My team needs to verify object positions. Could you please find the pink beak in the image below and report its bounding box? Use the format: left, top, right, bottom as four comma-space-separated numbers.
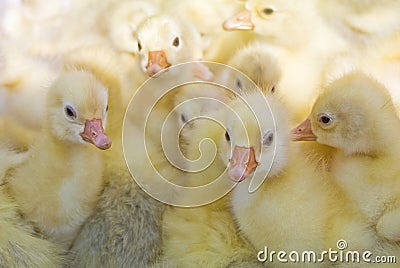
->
146, 50, 171, 77
290, 119, 317, 141
228, 146, 259, 182
80, 118, 112, 150
223, 9, 255, 31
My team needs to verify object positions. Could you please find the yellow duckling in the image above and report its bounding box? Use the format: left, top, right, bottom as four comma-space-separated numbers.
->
292, 72, 400, 243
134, 14, 213, 80
224, 90, 377, 267
7, 68, 111, 248
63, 47, 165, 267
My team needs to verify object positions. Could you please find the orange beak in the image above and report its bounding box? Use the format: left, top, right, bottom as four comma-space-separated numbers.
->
291, 119, 317, 141
146, 50, 171, 77
80, 119, 112, 150
228, 146, 259, 182
223, 9, 255, 31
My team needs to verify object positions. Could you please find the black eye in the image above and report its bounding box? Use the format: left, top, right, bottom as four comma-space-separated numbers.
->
262, 8, 274, 15
64, 105, 77, 120
321, 116, 330, 124
263, 131, 274, 146
180, 113, 188, 124
235, 78, 243, 91
172, 37, 180, 47
106, 105, 109, 113
270, 86, 275, 93
318, 113, 334, 126
137, 41, 142, 51
225, 131, 231, 142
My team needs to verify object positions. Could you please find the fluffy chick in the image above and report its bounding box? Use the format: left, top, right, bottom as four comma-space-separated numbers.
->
64, 47, 165, 267
134, 14, 213, 80
223, 90, 377, 267
7, 69, 111, 248
292, 71, 400, 243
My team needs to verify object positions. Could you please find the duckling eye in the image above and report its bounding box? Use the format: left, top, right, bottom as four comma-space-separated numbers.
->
263, 130, 274, 146
225, 131, 231, 142
64, 105, 77, 120
172, 37, 180, 47
270, 86, 276, 93
180, 113, 188, 124
137, 40, 142, 51
317, 113, 334, 126
235, 78, 243, 91
106, 105, 109, 113
262, 8, 274, 15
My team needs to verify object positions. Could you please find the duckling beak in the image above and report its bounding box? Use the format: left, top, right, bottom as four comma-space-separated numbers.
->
223, 9, 254, 31
80, 119, 112, 150
192, 62, 214, 81
228, 146, 259, 182
291, 119, 317, 141
146, 50, 171, 77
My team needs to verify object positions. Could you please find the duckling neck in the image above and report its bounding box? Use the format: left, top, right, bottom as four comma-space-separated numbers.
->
45, 132, 96, 158
256, 143, 302, 190
371, 116, 400, 157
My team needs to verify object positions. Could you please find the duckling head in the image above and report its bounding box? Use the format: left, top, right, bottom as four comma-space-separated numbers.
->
224, 0, 316, 47
217, 90, 290, 183
172, 83, 231, 129
134, 14, 203, 77
46, 70, 111, 150
292, 72, 398, 155
227, 42, 281, 93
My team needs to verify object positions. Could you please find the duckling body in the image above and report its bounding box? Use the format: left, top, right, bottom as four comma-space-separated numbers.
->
8, 70, 110, 248
0, 185, 63, 267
